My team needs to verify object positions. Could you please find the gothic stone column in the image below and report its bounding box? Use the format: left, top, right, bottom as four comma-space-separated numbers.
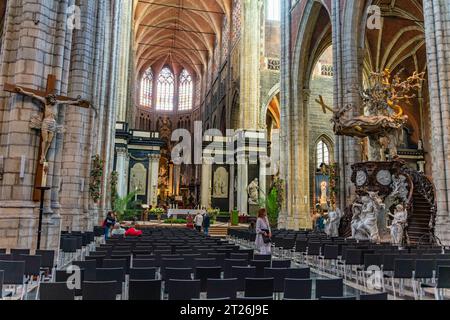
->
423, 0, 450, 244
116, 147, 129, 198
237, 155, 249, 215
147, 154, 160, 207
201, 157, 213, 209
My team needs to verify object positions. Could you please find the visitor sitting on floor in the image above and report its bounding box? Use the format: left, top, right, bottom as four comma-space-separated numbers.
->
125, 223, 143, 237
111, 223, 126, 236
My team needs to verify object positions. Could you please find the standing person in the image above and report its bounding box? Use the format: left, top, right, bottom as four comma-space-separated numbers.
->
194, 212, 203, 232
103, 212, 116, 241
255, 208, 272, 255
203, 212, 211, 236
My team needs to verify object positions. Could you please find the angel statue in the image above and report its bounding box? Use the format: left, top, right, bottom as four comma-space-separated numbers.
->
16, 87, 90, 164
388, 204, 408, 246
324, 206, 342, 237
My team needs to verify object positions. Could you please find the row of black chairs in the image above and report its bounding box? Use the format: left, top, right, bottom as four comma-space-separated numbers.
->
40, 274, 388, 300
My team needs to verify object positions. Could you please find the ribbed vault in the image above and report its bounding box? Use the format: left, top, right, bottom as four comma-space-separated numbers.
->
134, 0, 230, 77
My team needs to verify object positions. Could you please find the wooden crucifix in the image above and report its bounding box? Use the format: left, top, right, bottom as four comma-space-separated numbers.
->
4, 74, 91, 201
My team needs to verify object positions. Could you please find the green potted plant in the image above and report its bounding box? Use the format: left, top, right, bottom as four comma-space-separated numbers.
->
114, 190, 140, 222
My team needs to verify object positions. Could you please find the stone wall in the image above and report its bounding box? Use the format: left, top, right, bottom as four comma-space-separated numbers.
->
0, 0, 120, 250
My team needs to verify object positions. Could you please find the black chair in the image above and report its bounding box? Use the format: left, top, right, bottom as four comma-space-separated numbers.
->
128, 279, 162, 300
287, 267, 310, 279
39, 282, 75, 300
244, 278, 274, 298
360, 292, 388, 300
165, 267, 193, 281
231, 266, 256, 291
195, 267, 222, 291
0, 249, 6, 254
194, 258, 217, 267
319, 296, 357, 300
392, 259, 414, 298
284, 278, 312, 299
272, 260, 291, 268
167, 279, 201, 300
72, 260, 96, 281
133, 259, 157, 268
253, 254, 271, 261
0, 260, 25, 299
35, 250, 55, 275
82, 281, 117, 300
10, 249, 30, 260
0, 254, 12, 260
237, 296, 273, 300
55, 269, 84, 297
207, 253, 226, 266
230, 253, 250, 262
224, 259, 248, 278
102, 259, 127, 273
435, 266, 450, 300
250, 260, 271, 278
264, 268, 288, 294
130, 267, 157, 280
95, 268, 125, 297
315, 278, 343, 299
20, 254, 42, 277
319, 245, 339, 273
206, 278, 238, 299
182, 254, 201, 267
161, 258, 185, 277
85, 255, 105, 268
110, 255, 131, 273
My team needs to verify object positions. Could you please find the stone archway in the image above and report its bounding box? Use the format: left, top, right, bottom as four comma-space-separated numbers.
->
281, 0, 333, 229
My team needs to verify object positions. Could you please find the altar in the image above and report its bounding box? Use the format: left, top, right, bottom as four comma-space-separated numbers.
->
167, 209, 206, 218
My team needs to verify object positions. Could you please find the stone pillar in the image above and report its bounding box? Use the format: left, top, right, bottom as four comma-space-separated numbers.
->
173, 165, 181, 196
237, 155, 248, 215
201, 157, 213, 209
147, 154, 160, 207
259, 158, 267, 204
423, 0, 450, 244
240, 0, 262, 129
115, 0, 133, 122
229, 164, 235, 211
116, 147, 128, 198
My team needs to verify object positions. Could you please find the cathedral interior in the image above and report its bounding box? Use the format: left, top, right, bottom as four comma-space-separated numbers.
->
1, 0, 450, 302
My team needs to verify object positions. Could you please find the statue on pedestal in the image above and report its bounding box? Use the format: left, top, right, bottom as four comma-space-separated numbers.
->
388, 204, 408, 246
351, 192, 384, 242
248, 178, 259, 205
325, 206, 342, 237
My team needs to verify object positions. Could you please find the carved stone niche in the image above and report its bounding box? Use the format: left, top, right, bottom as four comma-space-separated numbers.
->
351, 161, 404, 197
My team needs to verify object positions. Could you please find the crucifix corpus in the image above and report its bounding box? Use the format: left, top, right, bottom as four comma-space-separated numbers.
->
4, 74, 91, 201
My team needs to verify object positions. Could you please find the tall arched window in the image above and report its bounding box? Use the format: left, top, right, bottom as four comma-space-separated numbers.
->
140, 68, 153, 107
267, 0, 281, 21
179, 69, 193, 111
316, 139, 330, 169
156, 67, 175, 111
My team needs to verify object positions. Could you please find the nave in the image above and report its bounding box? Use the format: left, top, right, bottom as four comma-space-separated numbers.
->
1, 227, 450, 301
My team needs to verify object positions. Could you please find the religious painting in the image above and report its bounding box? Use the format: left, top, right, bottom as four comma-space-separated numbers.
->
130, 163, 147, 196
213, 166, 228, 199
315, 174, 330, 209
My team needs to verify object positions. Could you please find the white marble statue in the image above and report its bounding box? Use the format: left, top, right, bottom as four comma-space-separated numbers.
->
248, 178, 259, 205
388, 204, 408, 246
391, 174, 409, 202
351, 192, 385, 242
325, 207, 342, 237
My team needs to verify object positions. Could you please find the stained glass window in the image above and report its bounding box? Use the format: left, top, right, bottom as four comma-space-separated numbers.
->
316, 140, 330, 168
179, 69, 193, 111
140, 68, 153, 107
156, 67, 175, 111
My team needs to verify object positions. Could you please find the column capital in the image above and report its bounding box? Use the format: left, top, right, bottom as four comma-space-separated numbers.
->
202, 157, 215, 165
148, 153, 161, 162
116, 147, 128, 156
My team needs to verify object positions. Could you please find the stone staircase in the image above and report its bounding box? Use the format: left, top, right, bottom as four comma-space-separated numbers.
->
402, 168, 438, 245
209, 225, 229, 238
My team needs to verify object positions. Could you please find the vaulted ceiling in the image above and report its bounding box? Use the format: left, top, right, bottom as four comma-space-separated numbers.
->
134, 0, 231, 77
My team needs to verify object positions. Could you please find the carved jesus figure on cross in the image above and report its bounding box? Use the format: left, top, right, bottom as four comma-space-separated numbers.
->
4, 74, 91, 201
5, 75, 90, 164
16, 87, 89, 164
